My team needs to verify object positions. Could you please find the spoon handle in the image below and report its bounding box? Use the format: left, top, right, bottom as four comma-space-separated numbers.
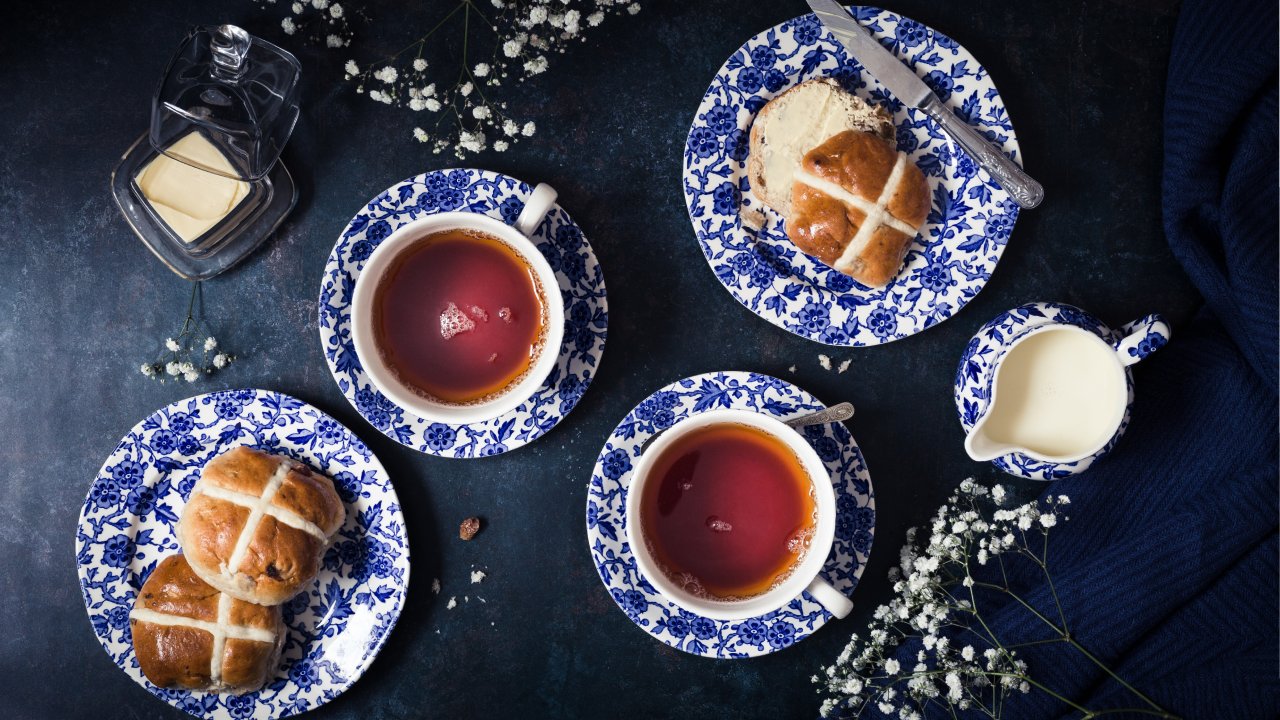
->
786, 402, 855, 429
639, 402, 855, 456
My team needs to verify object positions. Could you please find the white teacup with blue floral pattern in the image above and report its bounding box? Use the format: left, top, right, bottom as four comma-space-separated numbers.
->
350, 183, 564, 425
958, 303, 1170, 478
626, 409, 854, 621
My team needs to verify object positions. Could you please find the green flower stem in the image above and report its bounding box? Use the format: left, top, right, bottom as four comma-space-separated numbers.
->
1002, 637, 1068, 651
181, 281, 198, 334
1040, 531, 1070, 633
1065, 638, 1169, 714
822, 489, 1179, 720
972, 577, 1168, 713
971, 581, 1061, 636
1081, 709, 1182, 719
374, 1, 465, 67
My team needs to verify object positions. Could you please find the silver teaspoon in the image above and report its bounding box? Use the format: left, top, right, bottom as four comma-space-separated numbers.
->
638, 402, 855, 456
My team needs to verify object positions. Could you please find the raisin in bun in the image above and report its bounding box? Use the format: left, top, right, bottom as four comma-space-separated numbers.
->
177, 446, 345, 606
130, 554, 284, 693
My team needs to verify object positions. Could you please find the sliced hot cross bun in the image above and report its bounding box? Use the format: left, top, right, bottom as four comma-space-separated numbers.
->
748, 78, 895, 217
130, 554, 284, 693
787, 129, 930, 288
177, 446, 346, 606
747, 78, 929, 288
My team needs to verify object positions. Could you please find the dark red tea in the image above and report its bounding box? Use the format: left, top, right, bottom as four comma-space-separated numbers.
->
639, 423, 817, 599
372, 228, 547, 404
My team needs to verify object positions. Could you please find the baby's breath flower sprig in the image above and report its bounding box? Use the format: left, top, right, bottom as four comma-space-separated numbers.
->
253, 0, 358, 48
336, 0, 640, 157
817, 480, 1179, 720
139, 283, 237, 384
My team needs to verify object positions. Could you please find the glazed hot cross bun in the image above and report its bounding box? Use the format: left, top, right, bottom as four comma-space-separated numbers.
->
176, 446, 345, 606
130, 554, 284, 692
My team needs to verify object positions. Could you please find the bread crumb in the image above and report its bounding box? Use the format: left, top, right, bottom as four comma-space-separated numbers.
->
471, 570, 486, 584
788, 365, 796, 373
459, 516, 481, 540
446, 596, 457, 610
431, 578, 441, 594
739, 204, 765, 231
837, 359, 851, 374
818, 354, 832, 371
479, 597, 487, 603
464, 596, 469, 603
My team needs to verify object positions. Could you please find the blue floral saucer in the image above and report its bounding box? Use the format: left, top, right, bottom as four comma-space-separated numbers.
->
682, 6, 1023, 346
587, 372, 875, 658
75, 389, 409, 720
318, 169, 608, 458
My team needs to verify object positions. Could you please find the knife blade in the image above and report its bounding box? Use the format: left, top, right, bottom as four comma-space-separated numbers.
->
805, 0, 1044, 208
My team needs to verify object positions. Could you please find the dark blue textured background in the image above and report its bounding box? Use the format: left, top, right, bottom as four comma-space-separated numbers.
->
0, 1, 1210, 718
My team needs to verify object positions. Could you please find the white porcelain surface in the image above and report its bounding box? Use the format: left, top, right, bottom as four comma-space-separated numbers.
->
625, 409, 846, 621
350, 195, 564, 425
318, 169, 608, 459
587, 372, 874, 658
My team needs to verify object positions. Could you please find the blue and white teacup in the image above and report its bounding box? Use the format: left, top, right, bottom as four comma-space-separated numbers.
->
625, 409, 854, 621
350, 183, 563, 425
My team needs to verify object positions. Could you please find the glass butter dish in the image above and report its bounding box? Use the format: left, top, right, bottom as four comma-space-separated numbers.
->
111, 25, 300, 279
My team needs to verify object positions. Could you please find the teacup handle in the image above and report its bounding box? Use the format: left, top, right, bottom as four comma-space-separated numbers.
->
514, 183, 558, 237
806, 576, 853, 619
1114, 314, 1172, 367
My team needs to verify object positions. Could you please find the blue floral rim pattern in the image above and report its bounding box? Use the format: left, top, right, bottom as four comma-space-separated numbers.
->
587, 371, 874, 658
318, 169, 608, 458
76, 390, 409, 720
682, 6, 1023, 346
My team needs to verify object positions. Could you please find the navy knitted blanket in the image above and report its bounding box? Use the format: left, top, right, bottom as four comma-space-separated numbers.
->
862, 0, 1278, 716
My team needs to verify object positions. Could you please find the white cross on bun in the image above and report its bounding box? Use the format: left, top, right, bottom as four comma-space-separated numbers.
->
748, 78, 930, 288
176, 446, 346, 606
130, 554, 284, 693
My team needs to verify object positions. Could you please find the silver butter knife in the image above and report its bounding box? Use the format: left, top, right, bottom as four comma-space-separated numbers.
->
805, 0, 1044, 209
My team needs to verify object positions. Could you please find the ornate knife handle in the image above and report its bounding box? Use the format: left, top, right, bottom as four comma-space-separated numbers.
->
786, 402, 855, 429
920, 94, 1044, 209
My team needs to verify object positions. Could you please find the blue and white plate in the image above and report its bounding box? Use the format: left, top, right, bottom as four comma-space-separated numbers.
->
76, 390, 409, 720
318, 169, 608, 458
587, 372, 875, 658
682, 6, 1023, 346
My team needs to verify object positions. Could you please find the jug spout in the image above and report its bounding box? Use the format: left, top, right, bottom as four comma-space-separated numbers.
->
964, 416, 1013, 462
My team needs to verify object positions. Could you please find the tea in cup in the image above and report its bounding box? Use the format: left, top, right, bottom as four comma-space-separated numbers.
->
626, 409, 853, 621
351, 184, 564, 424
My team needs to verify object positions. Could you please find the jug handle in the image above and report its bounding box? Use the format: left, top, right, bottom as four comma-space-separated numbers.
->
1114, 314, 1171, 367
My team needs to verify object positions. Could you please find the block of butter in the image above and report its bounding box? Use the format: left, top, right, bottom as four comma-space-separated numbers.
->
135, 132, 249, 244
